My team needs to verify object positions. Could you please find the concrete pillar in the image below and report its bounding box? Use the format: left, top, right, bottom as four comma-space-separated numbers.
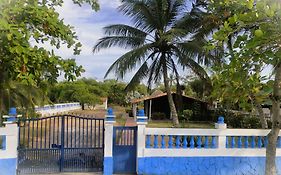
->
215, 116, 227, 149
104, 108, 115, 175
136, 109, 148, 174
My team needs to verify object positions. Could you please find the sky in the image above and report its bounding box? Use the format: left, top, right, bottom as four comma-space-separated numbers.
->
55, 0, 130, 81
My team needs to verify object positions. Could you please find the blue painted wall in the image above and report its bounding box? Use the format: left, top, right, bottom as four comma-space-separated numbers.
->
0, 158, 17, 175
138, 157, 281, 175
104, 157, 113, 175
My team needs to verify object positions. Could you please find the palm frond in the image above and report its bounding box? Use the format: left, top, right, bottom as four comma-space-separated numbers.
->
125, 61, 149, 91
119, 0, 160, 32
93, 36, 146, 52
103, 24, 148, 38
104, 44, 153, 79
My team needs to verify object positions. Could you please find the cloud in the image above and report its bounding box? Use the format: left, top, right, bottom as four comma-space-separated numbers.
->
48, 0, 131, 81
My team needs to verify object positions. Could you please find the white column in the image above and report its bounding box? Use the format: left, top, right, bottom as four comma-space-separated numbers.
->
215, 116, 227, 149
136, 109, 148, 174
104, 108, 115, 175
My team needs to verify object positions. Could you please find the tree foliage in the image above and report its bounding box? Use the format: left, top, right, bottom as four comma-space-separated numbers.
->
0, 0, 99, 118
207, 0, 281, 174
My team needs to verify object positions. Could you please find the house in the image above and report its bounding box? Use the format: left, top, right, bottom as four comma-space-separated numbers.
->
131, 91, 209, 121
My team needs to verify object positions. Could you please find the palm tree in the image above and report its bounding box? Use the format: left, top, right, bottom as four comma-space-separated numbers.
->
0, 81, 47, 122
93, 0, 212, 126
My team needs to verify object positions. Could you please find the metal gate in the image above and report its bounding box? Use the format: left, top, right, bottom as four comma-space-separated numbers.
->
17, 115, 104, 174
113, 126, 137, 174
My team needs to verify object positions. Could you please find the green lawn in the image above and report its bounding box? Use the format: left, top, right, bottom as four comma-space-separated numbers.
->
147, 120, 214, 128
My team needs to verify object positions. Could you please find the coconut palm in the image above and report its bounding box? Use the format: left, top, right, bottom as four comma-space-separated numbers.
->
93, 0, 213, 126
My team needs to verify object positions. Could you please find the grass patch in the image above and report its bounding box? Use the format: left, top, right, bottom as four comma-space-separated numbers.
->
147, 120, 214, 128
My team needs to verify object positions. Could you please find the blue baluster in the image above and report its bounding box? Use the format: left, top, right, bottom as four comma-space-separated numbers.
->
251, 136, 255, 148
231, 136, 235, 148
238, 136, 242, 148
258, 136, 262, 148
264, 136, 268, 147
154, 135, 158, 148
204, 136, 209, 148
168, 135, 173, 148
278, 136, 281, 148
244, 136, 248, 148
161, 135, 165, 148
197, 136, 202, 148
211, 136, 216, 148
190, 136, 195, 148
226, 136, 228, 148
183, 136, 188, 148
146, 135, 151, 148
176, 136, 181, 148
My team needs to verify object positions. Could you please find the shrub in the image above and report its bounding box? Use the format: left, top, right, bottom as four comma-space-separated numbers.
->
151, 112, 166, 120
242, 117, 262, 129
179, 109, 193, 122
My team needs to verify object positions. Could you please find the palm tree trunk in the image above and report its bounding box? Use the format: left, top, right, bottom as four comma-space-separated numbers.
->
162, 60, 179, 127
265, 62, 281, 175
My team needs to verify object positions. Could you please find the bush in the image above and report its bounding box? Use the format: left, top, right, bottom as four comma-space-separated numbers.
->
179, 109, 193, 122
151, 112, 166, 120
242, 117, 261, 129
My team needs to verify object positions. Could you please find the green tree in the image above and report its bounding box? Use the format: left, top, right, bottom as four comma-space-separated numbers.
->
0, 0, 99, 120
208, 0, 281, 174
93, 0, 212, 126
49, 79, 105, 110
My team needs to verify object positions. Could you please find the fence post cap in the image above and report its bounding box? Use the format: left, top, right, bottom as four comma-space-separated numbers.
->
105, 108, 115, 124
218, 116, 224, 124
215, 116, 227, 129
137, 109, 147, 125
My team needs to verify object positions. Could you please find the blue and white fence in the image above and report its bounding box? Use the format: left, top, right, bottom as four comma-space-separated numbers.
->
0, 123, 18, 175
136, 116, 281, 175
35, 102, 81, 116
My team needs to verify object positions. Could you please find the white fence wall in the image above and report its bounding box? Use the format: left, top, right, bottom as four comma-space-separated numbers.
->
35, 102, 81, 116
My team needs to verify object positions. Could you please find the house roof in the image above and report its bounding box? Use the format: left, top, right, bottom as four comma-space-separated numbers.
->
131, 92, 206, 104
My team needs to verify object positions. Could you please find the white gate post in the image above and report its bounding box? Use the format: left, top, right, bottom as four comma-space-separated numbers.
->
103, 108, 115, 175
0, 107, 19, 175
215, 116, 227, 149
136, 109, 148, 174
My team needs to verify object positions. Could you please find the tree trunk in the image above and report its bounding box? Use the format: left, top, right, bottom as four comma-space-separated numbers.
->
162, 60, 179, 127
265, 62, 281, 175
176, 78, 183, 114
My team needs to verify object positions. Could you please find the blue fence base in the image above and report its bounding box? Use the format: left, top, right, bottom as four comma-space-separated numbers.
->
138, 157, 281, 175
104, 157, 113, 175
0, 158, 17, 175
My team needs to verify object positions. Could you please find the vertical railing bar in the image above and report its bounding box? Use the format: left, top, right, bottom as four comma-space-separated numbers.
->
75, 117, 77, 148
36, 119, 39, 149
82, 118, 85, 148
94, 120, 96, 147
40, 119, 43, 148
32, 120, 35, 148
79, 117, 81, 147
70, 116, 73, 148
27, 120, 30, 148
22, 120, 26, 148
102, 119, 105, 155
66, 115, 68, 148
86, 119, 89, 148
90, 119, 93, 147
57, 116, 60, 145
48, 118, 51, 149
98, 120, 101, 148
53, 117, 55, 145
